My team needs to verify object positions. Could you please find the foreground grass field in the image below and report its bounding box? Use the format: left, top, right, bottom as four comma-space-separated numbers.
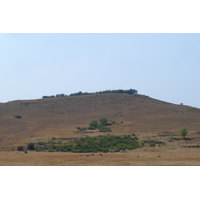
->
1, 147, 200, 166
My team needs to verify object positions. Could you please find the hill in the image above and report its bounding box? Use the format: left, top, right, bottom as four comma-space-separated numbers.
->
1, 93, 200, 149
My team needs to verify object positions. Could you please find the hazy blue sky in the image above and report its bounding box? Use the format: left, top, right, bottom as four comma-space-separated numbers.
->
1, 33, 200, 108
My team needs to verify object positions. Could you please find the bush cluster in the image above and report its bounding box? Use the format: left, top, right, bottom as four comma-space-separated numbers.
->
17, 146, 24, 151
27, 143, 35, 150
70, 89, 138, 96
98, 125, 111, 132
42, 94, 66, 98
32, 134, 141, 153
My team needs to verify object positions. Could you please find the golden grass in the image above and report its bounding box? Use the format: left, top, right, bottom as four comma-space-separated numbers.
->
1, 148, 200, 166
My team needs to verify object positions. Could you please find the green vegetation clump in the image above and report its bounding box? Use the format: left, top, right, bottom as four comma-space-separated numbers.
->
76, 127, 81, 130
149, 143, 156, 147
37, 141, 45, 145
89, 120, 98, 128
48, 140, 55, 144
140, 140, 145, 147
31, 134, 141, 153
98, 125, 111, 132
15, 115, 22, 119
42, 94, 67, 98
88, 126, 96, 130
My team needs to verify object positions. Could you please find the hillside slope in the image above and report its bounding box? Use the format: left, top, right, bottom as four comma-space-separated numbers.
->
0, 93, 200, 148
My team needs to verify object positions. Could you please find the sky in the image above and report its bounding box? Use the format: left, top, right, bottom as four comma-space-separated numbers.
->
0, 33, 200, 108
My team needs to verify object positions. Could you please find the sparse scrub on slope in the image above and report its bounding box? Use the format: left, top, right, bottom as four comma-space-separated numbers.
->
76, 118, 123, 133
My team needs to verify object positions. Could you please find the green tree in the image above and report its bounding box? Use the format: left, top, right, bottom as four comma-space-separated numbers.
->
180, 128, 188, 139
99, 118, 108, 126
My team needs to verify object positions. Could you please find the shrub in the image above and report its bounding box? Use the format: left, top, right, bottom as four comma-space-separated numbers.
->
88, 126, 96, 130
149, 143, 156, 147
102, 148, 109, 153
170, 137, 178, 140
48, 140, 55, 144
52, 137, 56, 140
140, 141, 145, 147
15, 115, 22, 119
17, 146, 24, 151
99, 126, 111, 132
111, 121, 116, 124
37, 141, 44, 145
89, 120, 98, 128
27, 143, 35, 150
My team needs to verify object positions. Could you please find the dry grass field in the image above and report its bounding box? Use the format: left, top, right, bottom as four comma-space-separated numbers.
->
0, 93, 200, 165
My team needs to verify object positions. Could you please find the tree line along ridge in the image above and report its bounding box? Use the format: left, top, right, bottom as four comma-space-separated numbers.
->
42, 89, 138, 99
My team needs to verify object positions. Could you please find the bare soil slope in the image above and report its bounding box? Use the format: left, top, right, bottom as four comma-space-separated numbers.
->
0, 93, 200, 165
